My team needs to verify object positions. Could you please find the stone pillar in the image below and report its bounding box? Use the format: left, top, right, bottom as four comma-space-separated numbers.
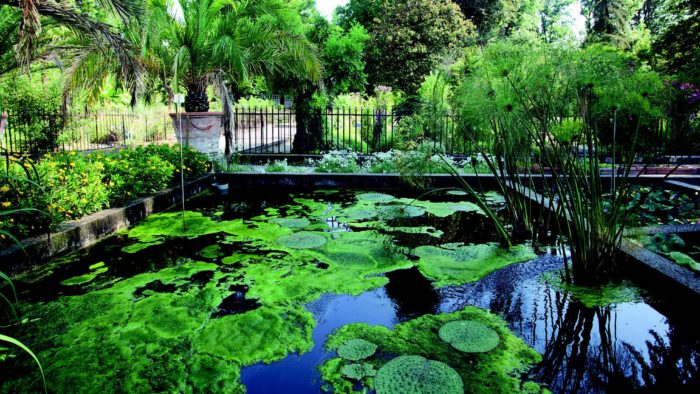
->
170, 112, 225, 157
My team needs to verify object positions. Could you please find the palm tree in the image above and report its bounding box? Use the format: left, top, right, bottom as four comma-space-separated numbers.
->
0, 0, 145, 102
154, 0, 321, 113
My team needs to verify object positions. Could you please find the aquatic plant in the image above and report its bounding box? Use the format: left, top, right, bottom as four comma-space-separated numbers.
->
276, 231, 327, 249
541, 271, 641, 307
322, 307, 543, 393
271, 218, 311, 229
356, 192, 396, 203
374, 355, 463, 394
341, 363, 377, 380
337, 338, 378, 361
413, 243, 537, 287
438, 320, 500, 353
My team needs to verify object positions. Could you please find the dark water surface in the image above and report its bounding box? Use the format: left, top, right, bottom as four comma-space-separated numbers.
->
4, 190, 700, 394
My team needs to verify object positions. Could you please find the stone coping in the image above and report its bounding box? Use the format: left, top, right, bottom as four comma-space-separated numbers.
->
0, 174, 213, 275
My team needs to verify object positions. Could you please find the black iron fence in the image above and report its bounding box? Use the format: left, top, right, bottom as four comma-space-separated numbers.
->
233, 108, 467, 155
0, 109, 174, 154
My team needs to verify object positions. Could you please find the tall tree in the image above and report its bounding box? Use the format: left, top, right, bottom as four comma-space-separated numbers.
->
540, 0, 576, 42
364, 0, 474, 95
652, 0, 700, 80
322, 24, 370, 95
582, 0, 643, 42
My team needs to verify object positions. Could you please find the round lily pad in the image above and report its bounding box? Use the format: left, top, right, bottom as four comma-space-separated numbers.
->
337, 339, 377, 361
341, 363, 376, 380
374, 355, 463, 394
438, 320, 500, 353
271, 217, 311, 228
276, 231, 327, 249
357, 193, 395, 203
378, 205, 425, 219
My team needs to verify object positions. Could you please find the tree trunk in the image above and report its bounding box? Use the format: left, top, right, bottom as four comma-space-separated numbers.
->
185, 83, 209, 113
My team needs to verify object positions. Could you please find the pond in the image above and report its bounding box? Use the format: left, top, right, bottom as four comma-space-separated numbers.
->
1, 189, 699, 393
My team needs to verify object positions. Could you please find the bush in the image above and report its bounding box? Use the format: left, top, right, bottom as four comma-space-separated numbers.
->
265, 159, 291, 173
40, 152, 110, 224
0, 144, 211, 244
139, 144, 211, 181
102, 148, 176, 206
315, 151, 360, 173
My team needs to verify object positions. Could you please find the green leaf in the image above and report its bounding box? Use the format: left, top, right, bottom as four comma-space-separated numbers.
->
0, 334, 47, 393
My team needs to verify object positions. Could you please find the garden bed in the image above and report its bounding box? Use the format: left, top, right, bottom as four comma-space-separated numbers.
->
0, 174, 213, 274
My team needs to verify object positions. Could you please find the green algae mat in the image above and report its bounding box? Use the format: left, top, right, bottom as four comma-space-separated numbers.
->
2, 190, 542, 393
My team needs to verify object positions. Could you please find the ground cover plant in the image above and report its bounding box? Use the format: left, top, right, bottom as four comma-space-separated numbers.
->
0, 189, 543, 393
0, 145, 210, 245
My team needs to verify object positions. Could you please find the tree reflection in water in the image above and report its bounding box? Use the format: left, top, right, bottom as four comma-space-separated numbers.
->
439, 258, 700, 393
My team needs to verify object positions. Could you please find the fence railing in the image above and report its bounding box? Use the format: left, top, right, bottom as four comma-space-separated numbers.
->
0, 109, 174, 154
233, 107, 467, 155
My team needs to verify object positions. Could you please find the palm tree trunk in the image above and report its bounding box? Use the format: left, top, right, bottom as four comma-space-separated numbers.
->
185, 82, 209, 113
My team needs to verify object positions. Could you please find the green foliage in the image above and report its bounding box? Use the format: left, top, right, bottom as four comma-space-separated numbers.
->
0, 145, 210, 242
39, 151, 111, 222
375, 355, 463, 394
265, 159, 292, 173
622, 185, 699, 226
341, 363, 376, 380
322, 307, 544, 394
315, 151, 360, 173
0, 71, 62, 151
413, 243, 537, 287
337, 338, 378, 361
362, 0, 475, 94
542, 271, 641, 307
154, 0, 320, 112
276, 231, 328, 249
323, 24, 370, 95
102, 148, 174, 205
438, 320, 500, 353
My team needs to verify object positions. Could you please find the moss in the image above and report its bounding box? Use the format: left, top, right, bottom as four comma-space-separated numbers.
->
321, 307, 543, 394
337, 339, 378, 361
374, 355, 463, 394
193, 306, 314, 365
200, 244, 224, 259
414, 243, 537, 287
542, 271, 641, 307
341, 363, 376, 380
438, 320, 500, 353
276, 231, 328, 249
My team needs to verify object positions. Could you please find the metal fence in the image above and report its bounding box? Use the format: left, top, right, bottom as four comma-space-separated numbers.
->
234, 108, 466, 155
0, 109, 174, 154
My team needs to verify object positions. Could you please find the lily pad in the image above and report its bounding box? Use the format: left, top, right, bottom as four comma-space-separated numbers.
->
374, 355, 463, 394
276, 231, 327, 249
337, 339, 377, 361
271, 218, 311, 228
378, 205, 425, 219
438, 320, 500, 353
341, 363, 376, 380
669, 251, 700, 271
357, 193, 395, 203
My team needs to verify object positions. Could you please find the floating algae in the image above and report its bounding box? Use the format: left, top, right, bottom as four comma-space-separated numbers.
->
320, 307, 544, 394
414, 243, 537, 287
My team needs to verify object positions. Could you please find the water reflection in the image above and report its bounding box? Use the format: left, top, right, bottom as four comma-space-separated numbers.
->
440, 256, 700, 393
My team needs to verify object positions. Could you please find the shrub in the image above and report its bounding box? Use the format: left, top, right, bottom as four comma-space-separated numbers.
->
139, 144, 211, 181
40, 152, 110, 224
102, 148, 176, 206
265, 159, 291, 173
315, 151, 360, 173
